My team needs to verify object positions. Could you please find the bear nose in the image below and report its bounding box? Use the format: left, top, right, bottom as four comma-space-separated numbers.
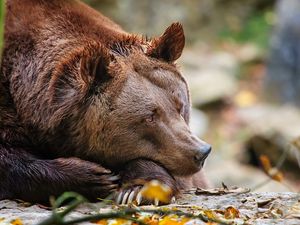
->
193, 144, 211, 166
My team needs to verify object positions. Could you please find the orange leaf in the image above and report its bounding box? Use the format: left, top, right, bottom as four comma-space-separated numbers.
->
93, 219, 108, 225
141, 180, 172, 203
224, 206, 240, 219
159, 215, 190, 225
10, 219, 23, 225
203, 210, 219, 220
259, 155, 272, 172
259, 155, 283, 182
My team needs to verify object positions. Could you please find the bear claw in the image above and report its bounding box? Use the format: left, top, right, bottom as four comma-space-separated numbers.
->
116, 187, 143, 205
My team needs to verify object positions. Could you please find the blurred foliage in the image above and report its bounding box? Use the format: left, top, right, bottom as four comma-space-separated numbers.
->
83, 0, 276, 47
220, 10, 275, 49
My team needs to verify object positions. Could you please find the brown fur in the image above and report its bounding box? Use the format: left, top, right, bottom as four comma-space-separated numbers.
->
0, 0, 211, 203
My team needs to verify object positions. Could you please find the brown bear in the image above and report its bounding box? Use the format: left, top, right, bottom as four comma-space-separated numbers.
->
0, 0, 211, 204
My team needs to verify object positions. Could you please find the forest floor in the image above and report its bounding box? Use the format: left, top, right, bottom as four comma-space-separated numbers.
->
0, 191, 300, 225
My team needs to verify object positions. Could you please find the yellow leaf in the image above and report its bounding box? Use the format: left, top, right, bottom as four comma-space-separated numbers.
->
203, 210, 219, 220
143, 216, 159, 225
224, 206, 240, 219
10, 219, 23, 225
159, 215, 190, 225
141, 180, 172, 203
234, 90, 257, 107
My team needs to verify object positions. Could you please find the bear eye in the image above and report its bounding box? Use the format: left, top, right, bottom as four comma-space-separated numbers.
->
146, 113, 155, 123
145, 109, 158, 123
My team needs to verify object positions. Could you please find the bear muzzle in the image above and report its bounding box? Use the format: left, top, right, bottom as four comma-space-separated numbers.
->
193, 143, 211, 167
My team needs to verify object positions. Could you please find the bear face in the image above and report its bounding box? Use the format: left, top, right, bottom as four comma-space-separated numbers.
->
73, 25, 211, 177
101, 56, 210, 176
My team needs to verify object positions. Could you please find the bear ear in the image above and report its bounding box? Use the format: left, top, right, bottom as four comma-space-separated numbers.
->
80, 46, 113, 86
147, 22, 185, 62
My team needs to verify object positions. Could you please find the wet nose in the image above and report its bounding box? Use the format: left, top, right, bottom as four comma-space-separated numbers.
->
193, 144, 211, 166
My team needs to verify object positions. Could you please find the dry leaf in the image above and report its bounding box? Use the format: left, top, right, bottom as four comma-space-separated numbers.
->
224, 206, 240, 219
142, 215, 159, 225
203, 210, 220, 221
159, 215, 190, 225
140, 180, 172, 203
10, 219, 23, 225
93, 219, 108, 225
259, 155, 283, 182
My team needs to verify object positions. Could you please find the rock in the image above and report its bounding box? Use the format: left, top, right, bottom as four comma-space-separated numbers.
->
205, 156, 294, 192
189, 108, 209, 138
236, 43, 263, 63
180, 47, 239, 76
177, 192, 300, 225
237, 104, 300, 172
179, 47, 239, 107
265, 0, 300, 105
185, 69, 238, 107
238, 104, 300, 140
1, 192, 299, 225
0, 200, 100, 225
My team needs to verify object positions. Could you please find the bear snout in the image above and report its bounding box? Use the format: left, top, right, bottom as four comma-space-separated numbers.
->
193, 143, 211, 167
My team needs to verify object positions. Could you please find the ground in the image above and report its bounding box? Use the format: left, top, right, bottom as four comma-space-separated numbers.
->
0, 191, 299, 224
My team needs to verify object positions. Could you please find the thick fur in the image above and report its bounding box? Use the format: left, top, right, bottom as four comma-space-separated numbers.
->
0, 0, 210, 203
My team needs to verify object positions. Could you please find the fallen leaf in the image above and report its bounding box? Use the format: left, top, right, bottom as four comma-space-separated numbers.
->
224, 206, 240, 219
159, 215, 190, 225
142, 215, 159, 225
203, 210, 220, 220
93, 219, 108, 225
10, 219, 23, 225
110, 219, 131, 225
141, 180, 172, 203
259, 155, 283, 182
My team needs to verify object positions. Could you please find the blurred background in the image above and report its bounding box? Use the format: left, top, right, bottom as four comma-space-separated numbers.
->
83, 0, 300, 192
